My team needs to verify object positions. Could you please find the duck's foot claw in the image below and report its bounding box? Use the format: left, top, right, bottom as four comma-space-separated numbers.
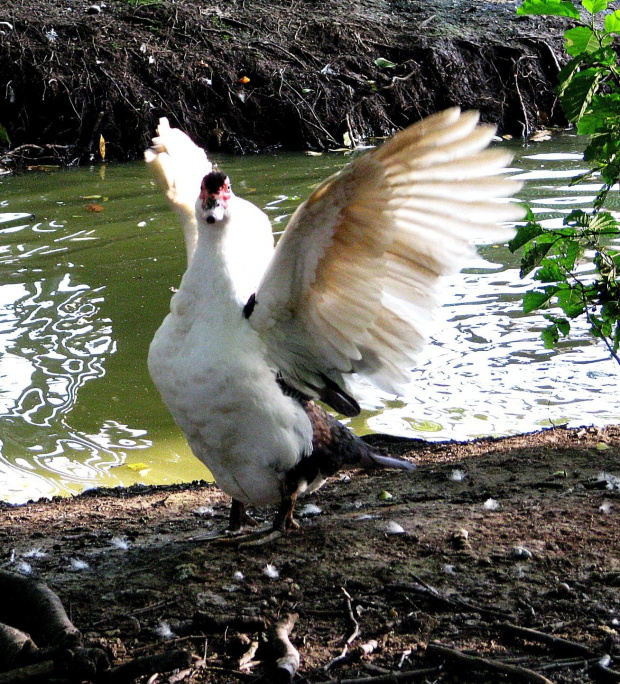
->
212, 526, 285, 548
238, 528, 284, 548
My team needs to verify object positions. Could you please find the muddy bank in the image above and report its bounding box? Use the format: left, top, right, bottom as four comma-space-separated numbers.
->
1, 425, 619, 682
0, 0, 565, 165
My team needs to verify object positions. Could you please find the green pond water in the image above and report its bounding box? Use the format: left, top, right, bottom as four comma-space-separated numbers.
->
0, 133, 619, 504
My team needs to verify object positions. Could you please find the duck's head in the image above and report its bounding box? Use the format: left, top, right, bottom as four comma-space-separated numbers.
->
198, 171, 232, 225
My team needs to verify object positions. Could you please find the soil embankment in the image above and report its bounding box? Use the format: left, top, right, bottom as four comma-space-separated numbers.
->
0, 0, 565, 166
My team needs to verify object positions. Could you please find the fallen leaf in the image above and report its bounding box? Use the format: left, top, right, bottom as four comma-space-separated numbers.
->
85, 203, 104, 212
375, 57, 396, 69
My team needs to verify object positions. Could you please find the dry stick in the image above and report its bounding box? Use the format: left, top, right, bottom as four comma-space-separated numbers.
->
538, 656, 604, 672
499, 622, 599, 659
0, 660, 55, 684
322, 666, 444, 684
98, 649, 193, 684
589, 663, 620, 683
0, 623, 37, 671
387, 578, 512, 620
237, 639, 259, 671
176, 612, 265, 636
266, 613, 300, 684
427, 643, 554, 684
324, 588, 362, 671
0, 571, 81, 649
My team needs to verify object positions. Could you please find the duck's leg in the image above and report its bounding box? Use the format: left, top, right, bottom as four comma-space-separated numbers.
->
228, 499, 259, 532
215, 490, 299, 548
236, 491, 299, 548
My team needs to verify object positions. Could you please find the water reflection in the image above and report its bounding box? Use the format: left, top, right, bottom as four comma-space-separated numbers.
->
0, 210, 150, 503
0, 135, 619, 505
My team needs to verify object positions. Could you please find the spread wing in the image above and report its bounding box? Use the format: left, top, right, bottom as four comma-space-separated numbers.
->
247, 108, 525, 415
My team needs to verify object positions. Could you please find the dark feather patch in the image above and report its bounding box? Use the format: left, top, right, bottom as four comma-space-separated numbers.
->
243, 293, 256, 319
317, 373, 360, 417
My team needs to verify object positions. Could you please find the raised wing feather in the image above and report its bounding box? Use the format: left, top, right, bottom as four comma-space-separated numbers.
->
248, 108, 525, 414
145, 117, 212, 263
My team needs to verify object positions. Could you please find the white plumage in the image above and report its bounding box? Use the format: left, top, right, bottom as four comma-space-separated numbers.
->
145, 108, 524, 544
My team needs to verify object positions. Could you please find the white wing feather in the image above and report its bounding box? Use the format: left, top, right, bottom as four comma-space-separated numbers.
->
144, 117, 212, 263
248, 108, 525, 405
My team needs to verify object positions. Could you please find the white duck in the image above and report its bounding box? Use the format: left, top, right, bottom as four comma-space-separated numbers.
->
145, 109, 524, 545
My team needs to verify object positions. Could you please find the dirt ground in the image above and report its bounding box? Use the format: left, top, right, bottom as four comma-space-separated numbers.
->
0, 0, 565, 166
1, 424, 619, 683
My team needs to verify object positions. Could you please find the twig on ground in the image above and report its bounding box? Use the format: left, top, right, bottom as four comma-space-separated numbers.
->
513, 55, 534, 138
386, 577, 513, 620
0, 660, 55, 684
0, 623, 37, 670
589, 661, 620, 683
323, 588, 362, 671
265, 613, 300, 684
99, 649, 193, 684
499, 622, 599, 659
427, 643, 553, 684
176, 613, 265, 636
0, 570, 81, 649
537, 656, 604, 672
322, 666, 444, 683
237, 640, 259, 671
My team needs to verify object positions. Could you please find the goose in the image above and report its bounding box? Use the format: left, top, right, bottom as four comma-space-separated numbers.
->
145, 109, 524, 545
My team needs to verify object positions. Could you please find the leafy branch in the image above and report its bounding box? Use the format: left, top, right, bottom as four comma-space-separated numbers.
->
512, 0, 620, 363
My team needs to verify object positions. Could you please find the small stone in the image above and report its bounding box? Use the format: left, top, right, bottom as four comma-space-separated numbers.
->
512, 546, 533, 559
449, 469, 466, 482
385, 521, 405, 535
449, 527, 470, 550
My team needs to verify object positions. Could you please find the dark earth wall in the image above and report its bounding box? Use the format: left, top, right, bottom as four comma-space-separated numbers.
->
0, 0, 567, 165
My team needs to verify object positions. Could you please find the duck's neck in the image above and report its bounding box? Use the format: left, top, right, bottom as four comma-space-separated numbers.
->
182, 221, 239, 308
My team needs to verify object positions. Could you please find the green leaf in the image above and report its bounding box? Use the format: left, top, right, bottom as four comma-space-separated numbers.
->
556, 56, 583, 93
517, 0, 580, 17
559, 240, 581, 270
559, 68, 603, 121
604, 9, 620, 33
556, 288, 586, 317
536, 260, 565, 282
564, 208, 590, 228
555, 317, 571, 336
520, 241, 555, 277
542, 324, 560, 348
577, 93, 620, 136
588, 211, 618, 234
582, 0, 607, 12
565, 26, 599, 55
0, 122, 10, 147
523, 288, 557, 313
375, 58, 396, 69
508, 221, 544, 252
